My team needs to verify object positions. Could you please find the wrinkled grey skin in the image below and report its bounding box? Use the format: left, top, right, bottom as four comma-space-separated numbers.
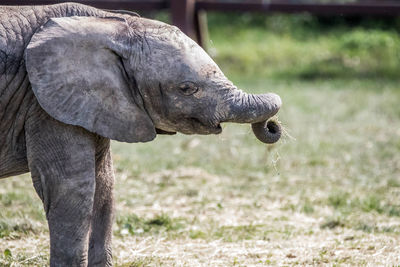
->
0, 3, 282, 266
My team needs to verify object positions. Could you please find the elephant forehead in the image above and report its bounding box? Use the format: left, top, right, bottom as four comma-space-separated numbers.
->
144, 29, 217, 69
146, 50, 221, 83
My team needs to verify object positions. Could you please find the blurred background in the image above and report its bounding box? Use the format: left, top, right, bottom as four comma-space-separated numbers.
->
1, 1, 400, 265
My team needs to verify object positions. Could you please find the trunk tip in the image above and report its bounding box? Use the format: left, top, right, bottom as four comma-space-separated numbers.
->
251, 119, 282, 144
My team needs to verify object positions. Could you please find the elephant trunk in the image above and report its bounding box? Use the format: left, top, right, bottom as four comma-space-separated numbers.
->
221, 90, 282, 144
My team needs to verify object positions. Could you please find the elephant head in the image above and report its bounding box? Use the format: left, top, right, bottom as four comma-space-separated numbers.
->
25, 15, 281, 144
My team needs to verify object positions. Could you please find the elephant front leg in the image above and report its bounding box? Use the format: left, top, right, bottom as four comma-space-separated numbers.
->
88, 138, 115, 267
26, 110, 97, 266
47, 176, 95, 266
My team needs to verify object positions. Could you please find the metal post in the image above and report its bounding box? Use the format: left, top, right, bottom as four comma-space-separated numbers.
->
170, 0, 202, 44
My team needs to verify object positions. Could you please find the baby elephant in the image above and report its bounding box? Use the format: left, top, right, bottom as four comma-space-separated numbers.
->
0, 3, 282, 266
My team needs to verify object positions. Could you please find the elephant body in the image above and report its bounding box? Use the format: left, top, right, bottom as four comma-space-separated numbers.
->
0, 3, 282, 266
0, 4, 100, 178
1, 5, 117, 265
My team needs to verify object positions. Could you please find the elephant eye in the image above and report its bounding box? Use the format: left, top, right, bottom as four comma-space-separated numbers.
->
179, 82, 198, 96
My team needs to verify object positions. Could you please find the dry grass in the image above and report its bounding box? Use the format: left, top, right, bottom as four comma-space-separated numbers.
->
1, 165, 400, 266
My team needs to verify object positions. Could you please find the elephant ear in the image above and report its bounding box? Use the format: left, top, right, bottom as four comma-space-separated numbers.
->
25, 16, 156, 143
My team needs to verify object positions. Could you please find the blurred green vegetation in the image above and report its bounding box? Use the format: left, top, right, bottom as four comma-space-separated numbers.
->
206, 13, 400, 79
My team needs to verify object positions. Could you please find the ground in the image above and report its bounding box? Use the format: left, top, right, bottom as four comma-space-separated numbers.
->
1, 78, 399, 266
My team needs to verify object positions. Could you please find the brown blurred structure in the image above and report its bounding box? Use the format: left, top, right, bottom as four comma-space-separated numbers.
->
3, 0, 400, 47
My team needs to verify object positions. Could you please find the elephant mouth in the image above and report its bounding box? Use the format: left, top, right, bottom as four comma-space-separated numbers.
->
156, 118, 222, 135
188, 117, 222, 134
155, 128, 176, 135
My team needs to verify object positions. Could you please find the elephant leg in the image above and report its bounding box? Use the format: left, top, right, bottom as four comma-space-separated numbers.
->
88, 138, 114, 267
25, 108, 97, 267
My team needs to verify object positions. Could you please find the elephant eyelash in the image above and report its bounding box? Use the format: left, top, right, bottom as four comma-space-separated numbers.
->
179, 82, 198, 96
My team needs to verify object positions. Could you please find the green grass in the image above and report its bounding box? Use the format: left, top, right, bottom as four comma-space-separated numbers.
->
1, 13, 400, 266
207, 13, 400, 79
116, 213, 186, 237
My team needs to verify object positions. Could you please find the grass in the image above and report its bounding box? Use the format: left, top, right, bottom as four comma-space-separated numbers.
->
207, 13, 400, 79
1, 13, 400, 266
